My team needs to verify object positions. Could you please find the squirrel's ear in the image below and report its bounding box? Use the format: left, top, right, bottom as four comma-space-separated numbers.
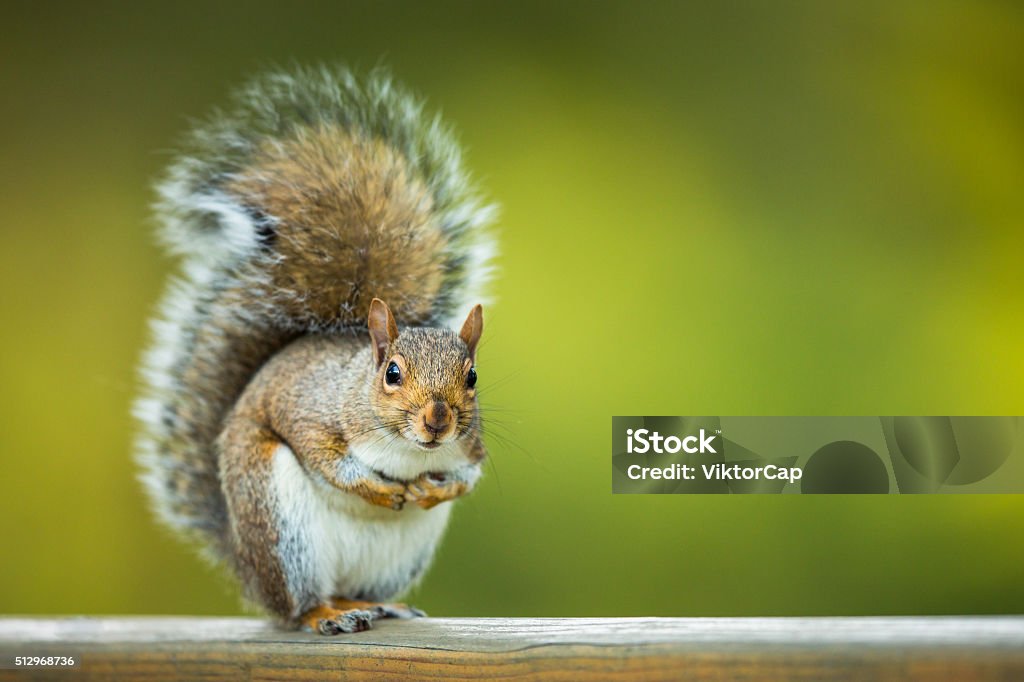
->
368, 298, 399, 366
459, 304, 484, 360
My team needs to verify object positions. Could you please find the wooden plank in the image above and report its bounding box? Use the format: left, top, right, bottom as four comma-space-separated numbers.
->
1, 616, 1022, 681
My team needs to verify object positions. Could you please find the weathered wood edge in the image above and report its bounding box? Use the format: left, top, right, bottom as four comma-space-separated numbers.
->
3, 616, 1024, 651
2, 617, 1023, 681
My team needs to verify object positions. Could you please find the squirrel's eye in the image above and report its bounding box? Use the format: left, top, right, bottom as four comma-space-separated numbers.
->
466, 366, 477, 389
385, 361, 402, 386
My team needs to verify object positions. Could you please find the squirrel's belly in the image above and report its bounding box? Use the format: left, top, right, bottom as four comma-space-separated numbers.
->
270, 444, 453, 603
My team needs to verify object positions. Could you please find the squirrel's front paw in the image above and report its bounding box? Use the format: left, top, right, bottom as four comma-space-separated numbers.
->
352, 476, 407, 511
406, 472, 468, 510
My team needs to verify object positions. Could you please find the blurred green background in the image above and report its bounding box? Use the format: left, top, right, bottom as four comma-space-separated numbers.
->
1, 0, 1022, 618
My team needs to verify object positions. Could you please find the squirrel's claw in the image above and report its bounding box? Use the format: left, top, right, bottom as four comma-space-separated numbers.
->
317, 609, 373, 635
367, 603, 427, 619
301, 605, 375, 635
351, 477, 407, 511
406, 473, 468, 510
330, 599, 427, 621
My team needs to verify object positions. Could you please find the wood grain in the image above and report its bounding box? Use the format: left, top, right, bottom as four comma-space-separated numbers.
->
1, 616, 1022, 681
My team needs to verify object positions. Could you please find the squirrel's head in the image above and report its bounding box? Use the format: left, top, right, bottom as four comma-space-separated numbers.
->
366, 298, 483, 450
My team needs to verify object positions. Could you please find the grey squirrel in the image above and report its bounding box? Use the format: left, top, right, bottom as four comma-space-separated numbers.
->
134, 65, 496, 634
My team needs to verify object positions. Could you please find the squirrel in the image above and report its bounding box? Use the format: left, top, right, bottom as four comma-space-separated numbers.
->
134, 65, 496, 635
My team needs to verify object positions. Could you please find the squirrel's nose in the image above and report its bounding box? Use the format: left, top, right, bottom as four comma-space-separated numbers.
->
424, 400, 452, 435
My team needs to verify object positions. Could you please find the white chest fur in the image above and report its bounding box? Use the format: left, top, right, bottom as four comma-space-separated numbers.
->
270, 444, 454, 606
347, 438, 471, 482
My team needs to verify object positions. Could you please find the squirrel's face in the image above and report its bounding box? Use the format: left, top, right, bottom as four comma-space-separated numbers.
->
367, 299, 483, 450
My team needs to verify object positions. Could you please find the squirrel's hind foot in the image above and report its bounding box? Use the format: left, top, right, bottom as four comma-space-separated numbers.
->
300, 605, 374, 635
300, 600, 426, 636
332, 598, 426, 620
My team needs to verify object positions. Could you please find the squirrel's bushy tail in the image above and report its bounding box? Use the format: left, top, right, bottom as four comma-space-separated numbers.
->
134, 65, 496, 554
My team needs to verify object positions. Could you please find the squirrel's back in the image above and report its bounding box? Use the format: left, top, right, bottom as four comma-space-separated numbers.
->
134, 65, 495, 555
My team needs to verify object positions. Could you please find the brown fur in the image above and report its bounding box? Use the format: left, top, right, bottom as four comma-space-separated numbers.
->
371, 325, 481, 448
406, 476, 470, 510
217, 420, 295, 618
137, 68, 497, 634
228, 130, 447, 325
459, 304, 483, 359
216, 300, 486, 626
142, 128, 472, 554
